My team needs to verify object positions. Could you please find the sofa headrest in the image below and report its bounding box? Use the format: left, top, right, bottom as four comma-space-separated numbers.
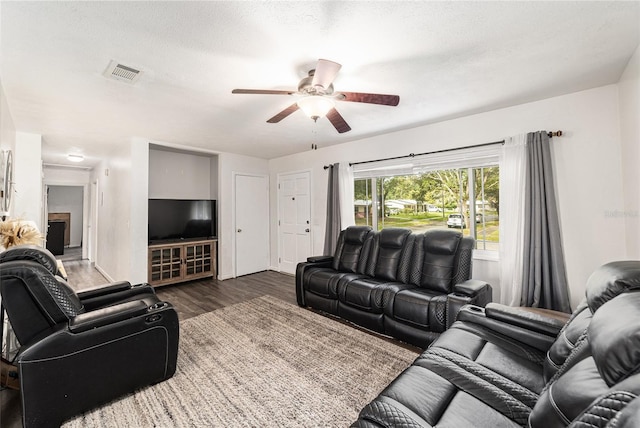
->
343, 226, 373, 245
589, 292, 640, 387
378, 228, 412, 249
586, 261, 640, 313
0, 244, 58, 275
422, 229, 462, 255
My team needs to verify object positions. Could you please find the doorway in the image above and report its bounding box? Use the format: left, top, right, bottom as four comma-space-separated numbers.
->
234, 174, 269, 277
277, 171, 312, 274
46, 185, 85, 261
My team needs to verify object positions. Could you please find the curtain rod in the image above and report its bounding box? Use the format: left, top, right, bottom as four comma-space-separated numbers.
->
323, 130, 562, 169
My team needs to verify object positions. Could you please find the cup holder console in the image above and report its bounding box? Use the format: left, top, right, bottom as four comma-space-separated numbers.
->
465, 305, 485, 315
149, 302, 169, 311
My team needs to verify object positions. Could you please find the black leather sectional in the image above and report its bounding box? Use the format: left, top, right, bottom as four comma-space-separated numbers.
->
352, 261, 640, 427
296, 226, 493, 348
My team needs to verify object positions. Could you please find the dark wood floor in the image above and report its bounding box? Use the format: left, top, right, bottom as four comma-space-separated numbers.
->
1, 261, 297, 428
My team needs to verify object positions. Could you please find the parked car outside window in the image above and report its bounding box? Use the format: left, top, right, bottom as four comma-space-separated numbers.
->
447, 214, 465, 228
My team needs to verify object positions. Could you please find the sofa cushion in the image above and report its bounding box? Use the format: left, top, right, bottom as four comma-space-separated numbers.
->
368, 228, 412, 282
386, 288, 445, 331
304, 268, 363, 299
590, 292, 640, 386
354, 364, 525, 428
332, 226, 372, 273
428, 322, 547, 395
585, 260, 640, 313
337, 277, 404, 314
544, 300, 592, 382
412, 230, 462, 293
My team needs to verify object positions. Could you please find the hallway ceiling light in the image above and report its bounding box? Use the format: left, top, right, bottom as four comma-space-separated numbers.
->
67, 154, 84, 162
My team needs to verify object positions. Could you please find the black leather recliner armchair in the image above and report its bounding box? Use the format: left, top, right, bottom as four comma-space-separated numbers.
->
0, 245, 179, 428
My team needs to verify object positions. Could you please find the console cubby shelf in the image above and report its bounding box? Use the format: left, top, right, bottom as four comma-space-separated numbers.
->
148, 239, 216, 287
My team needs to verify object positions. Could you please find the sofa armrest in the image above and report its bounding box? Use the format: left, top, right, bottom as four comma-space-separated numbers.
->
77, 281, 134, 300
296, 258, 334, 307
69, 300, 150, 333
457, 305, 558, 352
484, 303, 568, 336
307, 255, 334, 264
453, 279, 491, 298
445, 280, 493, 329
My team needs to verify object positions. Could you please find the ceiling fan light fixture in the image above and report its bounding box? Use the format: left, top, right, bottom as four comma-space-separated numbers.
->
67, 154, 84, 162
297, 96, 334, 122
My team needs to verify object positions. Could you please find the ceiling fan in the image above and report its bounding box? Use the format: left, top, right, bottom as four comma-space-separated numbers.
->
231, 59, 400, 133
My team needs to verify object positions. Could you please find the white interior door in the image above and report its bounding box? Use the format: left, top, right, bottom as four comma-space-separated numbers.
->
235, 174, 269, 277
278, 171, 311, 274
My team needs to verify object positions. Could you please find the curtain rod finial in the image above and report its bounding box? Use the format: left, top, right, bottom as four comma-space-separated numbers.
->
548, 130, 563, 137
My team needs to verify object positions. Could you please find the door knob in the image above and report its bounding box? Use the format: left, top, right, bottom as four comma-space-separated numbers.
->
305, 228, 310, 232
237, 229, 242, 233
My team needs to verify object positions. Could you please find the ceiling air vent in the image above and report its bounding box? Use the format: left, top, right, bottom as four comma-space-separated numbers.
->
103, 60, 142, 84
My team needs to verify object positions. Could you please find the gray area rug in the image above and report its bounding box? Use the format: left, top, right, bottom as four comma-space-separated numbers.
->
64, 295, 418, 427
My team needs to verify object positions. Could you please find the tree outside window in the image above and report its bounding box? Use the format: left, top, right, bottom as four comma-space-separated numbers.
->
354, 166, 499, 251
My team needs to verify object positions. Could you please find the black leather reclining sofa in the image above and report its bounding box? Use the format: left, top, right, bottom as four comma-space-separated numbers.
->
296, 226, 493, 348
352, 260, 640, 427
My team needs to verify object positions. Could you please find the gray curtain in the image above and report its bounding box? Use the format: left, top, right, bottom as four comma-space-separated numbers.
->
323, 163, 341, 255
521, 131, 571, 313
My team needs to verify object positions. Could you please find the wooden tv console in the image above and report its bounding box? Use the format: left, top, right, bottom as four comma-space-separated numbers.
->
148, 239, 217, 287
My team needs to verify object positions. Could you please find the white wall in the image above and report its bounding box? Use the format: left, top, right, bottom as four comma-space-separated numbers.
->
0, 81, 15, 154
217, 152, 269, 279
12, 132, 42, 226
0, 81, 16, 217
47, 185, 83, 247
618, 44, 640, 259
43, 167, 91, 184
130, 140, 149, 284
148, 149, 215, 199
269, 85, 627, 310
93, 139, 148, 283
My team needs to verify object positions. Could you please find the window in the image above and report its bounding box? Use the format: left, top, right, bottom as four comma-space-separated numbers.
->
353, 146, 500, 252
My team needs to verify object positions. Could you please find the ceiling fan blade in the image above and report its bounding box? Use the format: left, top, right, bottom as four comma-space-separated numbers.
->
311, 59, 342, 90
326, 108, 351, 133
338, 92, 400, 106
232, 89, 295, 95
266, 103, 300, 123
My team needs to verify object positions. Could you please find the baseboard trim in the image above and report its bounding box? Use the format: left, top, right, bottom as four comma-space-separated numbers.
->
94, 264, 115, 283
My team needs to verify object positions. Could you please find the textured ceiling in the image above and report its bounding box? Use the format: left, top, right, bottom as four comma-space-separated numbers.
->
1, 1, 638, 167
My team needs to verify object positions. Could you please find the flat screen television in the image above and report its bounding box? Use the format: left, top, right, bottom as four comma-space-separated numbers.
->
148, 199, 216, 244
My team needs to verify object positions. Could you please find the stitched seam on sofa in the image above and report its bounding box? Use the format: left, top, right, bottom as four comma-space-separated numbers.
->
570, 392, 636, 428
543, 331, 589, 392
18, 326, 169, 364
422, 347, 540, 407
4, 272, 57, 325
561, 330, 576, 348
546, 352, 561, 370
371, 396, 434, 428
603, 392, 638, 428
418, 351, 532, 424
548, 383, 573, 425
453, 322, 546, 365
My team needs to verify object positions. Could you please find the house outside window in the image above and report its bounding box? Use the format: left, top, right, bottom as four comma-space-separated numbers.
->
352, 145, 501, 253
